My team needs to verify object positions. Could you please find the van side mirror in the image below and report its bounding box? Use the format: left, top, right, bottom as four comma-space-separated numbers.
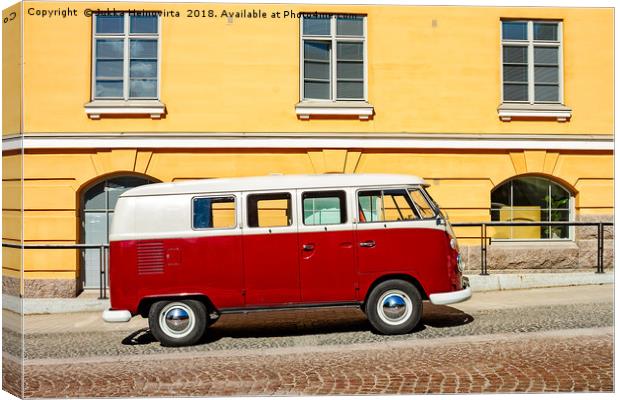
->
436, 216, 445, 226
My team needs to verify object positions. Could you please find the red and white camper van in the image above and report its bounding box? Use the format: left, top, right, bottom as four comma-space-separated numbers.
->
103, 174, 471, 346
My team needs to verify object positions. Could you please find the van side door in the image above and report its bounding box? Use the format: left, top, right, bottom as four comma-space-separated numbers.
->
242, 191, 301, 306
297, 189, 357, 302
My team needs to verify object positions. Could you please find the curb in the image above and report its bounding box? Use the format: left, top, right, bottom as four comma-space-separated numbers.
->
467, 272, 614, 292
2, 294, 109, 315
2, 272, 614, 315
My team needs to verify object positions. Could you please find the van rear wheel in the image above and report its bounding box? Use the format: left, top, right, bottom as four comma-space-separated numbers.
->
148, 300, 207, 347
366, 280, 422, 335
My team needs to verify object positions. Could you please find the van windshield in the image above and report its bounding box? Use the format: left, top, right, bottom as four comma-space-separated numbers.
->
408, 187, 438, 218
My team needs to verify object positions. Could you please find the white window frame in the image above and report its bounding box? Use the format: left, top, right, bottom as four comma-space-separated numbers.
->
490, 177, 574, 241
500, 20, 563, 105
91, 13, 161, 101
301, 190, 348, 226
191, 195, 238, 231
299, 14, 368, 102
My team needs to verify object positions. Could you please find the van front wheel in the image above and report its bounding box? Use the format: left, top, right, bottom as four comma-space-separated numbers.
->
148, 300, 207, 347
366, 280, 422, 335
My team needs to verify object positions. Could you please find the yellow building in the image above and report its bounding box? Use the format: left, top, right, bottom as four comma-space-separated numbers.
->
2, 1, 614, 298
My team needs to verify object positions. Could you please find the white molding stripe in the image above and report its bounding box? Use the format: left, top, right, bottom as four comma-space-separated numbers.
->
2, 133, 614, 151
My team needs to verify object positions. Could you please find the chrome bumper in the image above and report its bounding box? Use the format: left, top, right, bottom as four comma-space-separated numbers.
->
102, 309, 132, 323
429, 278, 472, 305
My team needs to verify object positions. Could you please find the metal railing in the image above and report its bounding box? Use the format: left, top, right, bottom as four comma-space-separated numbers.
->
1, 220, 613, 297
451, 221, 613, 275
2, 242, 110, 299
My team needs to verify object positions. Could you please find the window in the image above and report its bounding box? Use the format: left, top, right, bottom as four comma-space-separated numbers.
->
296, 13, 373, 119
358, 189, 419, 223
501, 20, 562, 103
82, 176, 155, 288
302, 191, 347, 225
491, 177, 571, 240
192, 196, 236, 229
498, 20, 570, 121
408, 189, 436, 219
301, 14, 366, 101
247, 193, 292, 228
93, 13, 160, 100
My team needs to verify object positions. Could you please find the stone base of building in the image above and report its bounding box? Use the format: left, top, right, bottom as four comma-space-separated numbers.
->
2, 275, 21, 297
461, 214, 614, 273
3, 276, 79, 298
461, 241, 614, 273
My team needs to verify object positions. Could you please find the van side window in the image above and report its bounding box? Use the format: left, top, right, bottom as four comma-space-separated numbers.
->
302, 191, 347, 225
193, 196, 236, 229
358, 189, 419, 222
409, 189, 436, 218
247, 193, 292, 228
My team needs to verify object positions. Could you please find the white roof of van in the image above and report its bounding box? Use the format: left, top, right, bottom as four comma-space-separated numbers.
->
121, 174, 427, 197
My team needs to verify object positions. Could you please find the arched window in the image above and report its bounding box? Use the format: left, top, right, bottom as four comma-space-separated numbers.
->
81, 176, 156, 289
491, 176, 572, 240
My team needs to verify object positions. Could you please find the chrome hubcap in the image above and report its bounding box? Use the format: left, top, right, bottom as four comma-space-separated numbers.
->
159, 302, 195, 338
165, 308, 190, 332
382, 294, 407, 319
376, 290, 413, 326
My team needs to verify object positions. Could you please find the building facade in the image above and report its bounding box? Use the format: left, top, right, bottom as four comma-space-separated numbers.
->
2, 1, 614, 298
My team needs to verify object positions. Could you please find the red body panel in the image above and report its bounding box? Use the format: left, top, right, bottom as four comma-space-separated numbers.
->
299, 230, 356, 302
109, 227, 462, 315
356, 227, 454, 297
243, 233, 300, 305
110, 235, 244, 313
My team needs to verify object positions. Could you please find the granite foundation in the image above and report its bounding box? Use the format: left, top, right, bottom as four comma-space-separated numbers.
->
3, 277, 79, 298
461, 215, 614, 273
2, 275, 21, 297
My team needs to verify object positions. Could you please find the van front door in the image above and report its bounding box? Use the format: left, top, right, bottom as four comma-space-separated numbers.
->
298, 190, 356, 302
242, 191, 300, 306
356, 188, 449, 294
356, 189, 421, 275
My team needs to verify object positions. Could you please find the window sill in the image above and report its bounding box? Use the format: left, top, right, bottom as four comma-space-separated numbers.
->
295, 101, 374, 120
497, 103, 572, 122
84, 100, 166, 119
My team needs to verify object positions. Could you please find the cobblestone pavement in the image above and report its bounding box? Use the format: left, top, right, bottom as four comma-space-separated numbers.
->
12, 328, 613, 397
8, 302, 613, 360
2, 286, 614, 397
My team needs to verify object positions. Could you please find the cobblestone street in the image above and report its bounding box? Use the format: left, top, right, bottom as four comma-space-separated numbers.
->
2, 285, 614, 397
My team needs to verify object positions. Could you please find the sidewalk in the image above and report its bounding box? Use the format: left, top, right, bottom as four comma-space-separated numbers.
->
2, 271, 614, 315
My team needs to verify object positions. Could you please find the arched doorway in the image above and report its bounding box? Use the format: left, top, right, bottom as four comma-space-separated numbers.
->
81, 175, 156, 289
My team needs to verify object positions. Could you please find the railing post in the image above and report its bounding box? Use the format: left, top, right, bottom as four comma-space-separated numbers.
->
480, 223, 489, 276
596, 222, 604, 274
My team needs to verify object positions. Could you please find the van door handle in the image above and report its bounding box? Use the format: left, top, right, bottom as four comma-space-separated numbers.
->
359, 240, 376, 248
302, 244, 315, 251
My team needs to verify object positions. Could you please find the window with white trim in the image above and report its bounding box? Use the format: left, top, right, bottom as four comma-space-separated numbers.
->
301, 14, 366, 101
302, 191, 347, 225
93, 13, 160, 100
501, 20, 562, 104
192, 196, 236, 229
358, 189, 420, 223
491, 176, 572, 240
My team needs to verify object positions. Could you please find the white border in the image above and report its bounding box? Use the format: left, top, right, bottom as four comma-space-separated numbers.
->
2, 133, 612, 151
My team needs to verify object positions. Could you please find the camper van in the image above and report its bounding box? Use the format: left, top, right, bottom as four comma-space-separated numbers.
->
103, 174, 471, 346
